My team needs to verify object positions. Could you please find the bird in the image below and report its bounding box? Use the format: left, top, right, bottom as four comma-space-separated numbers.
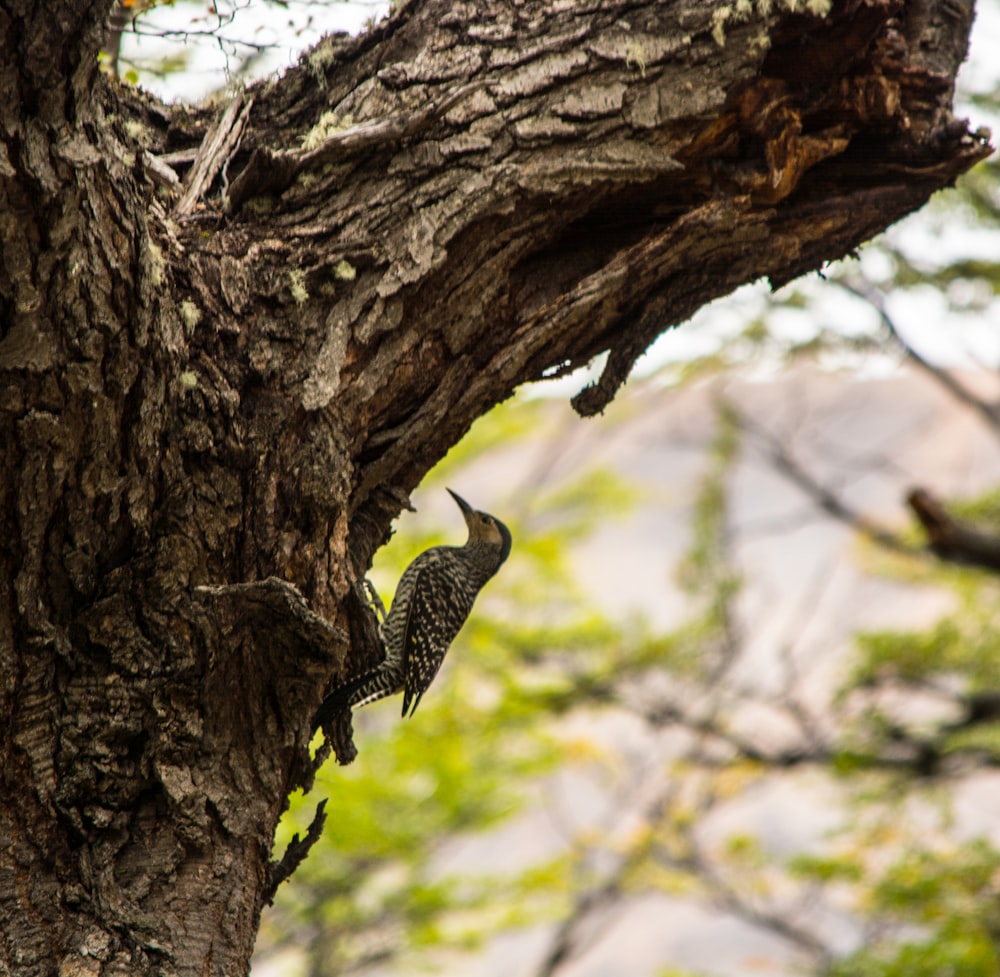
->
312, 489, 512, 730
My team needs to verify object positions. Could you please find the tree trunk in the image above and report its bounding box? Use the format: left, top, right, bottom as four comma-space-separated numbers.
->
0, 0, 989, 974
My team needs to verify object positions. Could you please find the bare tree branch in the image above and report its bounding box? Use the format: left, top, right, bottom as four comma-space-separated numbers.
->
727, 402, 914, 554
907, 486, 1000, 572
837, 277, 1000, 436
264, 799, 328, 904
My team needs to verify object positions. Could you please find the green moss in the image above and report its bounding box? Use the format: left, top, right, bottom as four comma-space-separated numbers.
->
288, 268, 309, 305
124, 118, 153, 147
305, 37, 338, 87
148, 241, 165, 288
624, 41, 648, 77
333, 259, 356, 282
301, 111, 355, 151
711, 0, 832, 46
244, 195, 275, 216
180, 300, 202, 336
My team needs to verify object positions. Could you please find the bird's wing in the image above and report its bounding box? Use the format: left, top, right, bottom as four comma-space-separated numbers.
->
400, 558, 474, 717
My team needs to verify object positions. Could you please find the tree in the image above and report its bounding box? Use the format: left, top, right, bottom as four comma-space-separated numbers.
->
0, 1, 990, 975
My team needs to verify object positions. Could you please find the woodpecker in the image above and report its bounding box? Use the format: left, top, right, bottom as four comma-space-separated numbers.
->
313, 489, 512, 729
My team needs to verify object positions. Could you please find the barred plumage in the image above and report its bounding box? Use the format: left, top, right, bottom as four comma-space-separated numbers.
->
313, 490, 511, 729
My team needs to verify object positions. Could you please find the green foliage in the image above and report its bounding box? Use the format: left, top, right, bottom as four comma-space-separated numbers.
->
829, 839, 1000, 977
849, 568, 1000, 696
789, 852, 864, 885
677, 402, 740, 595
957, 156, 1000, 228
803, 503, 1000, 974
421, 395, 552, 486
852, 618, 975, 687
950, 487, 1000, 526
847, 486, 1000, 710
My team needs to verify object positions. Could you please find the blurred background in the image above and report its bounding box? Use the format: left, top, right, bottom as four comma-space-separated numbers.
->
106, 3, 1000, 974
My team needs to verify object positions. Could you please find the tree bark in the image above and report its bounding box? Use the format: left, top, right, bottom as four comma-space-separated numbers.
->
0, 0, 990, 974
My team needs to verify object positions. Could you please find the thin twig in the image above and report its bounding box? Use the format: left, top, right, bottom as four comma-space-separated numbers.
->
837, 278, 1000, 436
727, 402, 913, 554
264, 799, 327, 903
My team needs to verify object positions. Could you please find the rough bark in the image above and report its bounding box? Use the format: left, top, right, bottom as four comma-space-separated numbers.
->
0, 0, 990, 974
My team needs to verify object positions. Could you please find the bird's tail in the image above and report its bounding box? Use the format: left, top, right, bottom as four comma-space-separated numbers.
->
311, 665, 399, 732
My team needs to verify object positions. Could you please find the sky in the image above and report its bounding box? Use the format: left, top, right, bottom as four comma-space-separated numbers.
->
118, 0, 392, 102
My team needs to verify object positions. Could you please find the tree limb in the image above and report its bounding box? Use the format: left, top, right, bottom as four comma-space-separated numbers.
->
907, 487, 1000, 572
264, 799, 328, 904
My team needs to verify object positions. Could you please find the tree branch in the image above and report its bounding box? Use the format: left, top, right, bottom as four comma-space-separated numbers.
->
836, 278, 1000, 437
264, 799, 328, 904
175, 92, 254, 218
727, 403, 914, 554
907, 487, 1000, 572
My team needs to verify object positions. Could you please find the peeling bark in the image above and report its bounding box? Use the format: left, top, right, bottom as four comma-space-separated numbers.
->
0, 0, 990, 974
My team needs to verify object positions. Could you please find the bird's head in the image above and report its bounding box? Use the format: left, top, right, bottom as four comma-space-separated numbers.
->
448, 488, 512, 564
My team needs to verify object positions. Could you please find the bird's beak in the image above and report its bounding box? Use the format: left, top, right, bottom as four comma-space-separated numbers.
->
447, 488, 474, 521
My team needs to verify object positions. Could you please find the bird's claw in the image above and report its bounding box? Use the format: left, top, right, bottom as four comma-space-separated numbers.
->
363, 578, 388, 622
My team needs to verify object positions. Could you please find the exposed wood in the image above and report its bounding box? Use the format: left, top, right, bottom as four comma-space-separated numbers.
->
174, 92, 254, 217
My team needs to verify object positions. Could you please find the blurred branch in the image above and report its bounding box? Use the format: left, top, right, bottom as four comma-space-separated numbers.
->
907, 487, 1000, 572
533, 422, 837, 975
836, 278, 1000, 436
652, 705, 828, 767
532, 702, 836, 977
955, 690, 1000, 728
532, 852, 633, 977
677, 844, 834, 967
532, 383, 1000, 977
725, 402, 913, 554
100, 0, 135, 77
100, 0, 283, 85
